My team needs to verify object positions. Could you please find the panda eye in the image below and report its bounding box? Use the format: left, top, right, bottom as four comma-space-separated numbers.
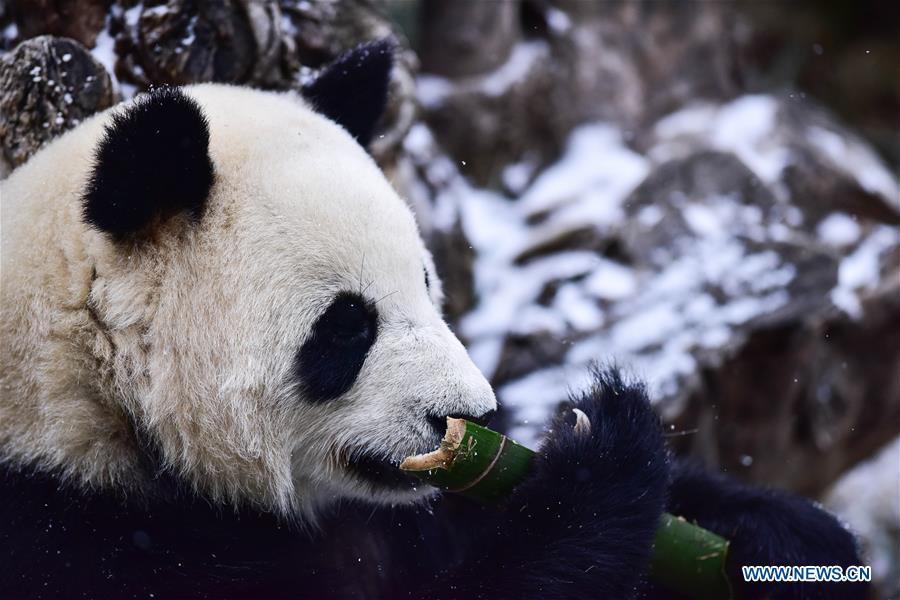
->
329, 296, 375, 342
424, 266, 431, 292
295, 292, 378, 401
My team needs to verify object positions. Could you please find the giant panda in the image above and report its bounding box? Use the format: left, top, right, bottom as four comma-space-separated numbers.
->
0, 41, 866, 599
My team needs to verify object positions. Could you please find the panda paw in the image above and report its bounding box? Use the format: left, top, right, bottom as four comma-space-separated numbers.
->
525, 366, 670, 509
494, 366, 671, 598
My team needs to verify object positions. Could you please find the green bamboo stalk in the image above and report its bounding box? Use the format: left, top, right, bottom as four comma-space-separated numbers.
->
650, 513, 733, 599
401, 417, 732, 599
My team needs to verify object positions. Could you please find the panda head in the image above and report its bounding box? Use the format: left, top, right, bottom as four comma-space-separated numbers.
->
80, 41, 496, 517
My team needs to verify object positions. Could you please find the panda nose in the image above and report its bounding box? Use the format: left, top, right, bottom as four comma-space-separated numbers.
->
427, 410, 496, 437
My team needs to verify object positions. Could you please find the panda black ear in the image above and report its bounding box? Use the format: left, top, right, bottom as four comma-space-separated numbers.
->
302, 39, 393, 147
83, 87, 214, 237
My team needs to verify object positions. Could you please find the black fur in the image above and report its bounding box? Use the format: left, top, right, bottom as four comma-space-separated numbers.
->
303, 40, 393, 147
295, 291, 378, 401
83, 87, 214, 237
0, 368, 867, 599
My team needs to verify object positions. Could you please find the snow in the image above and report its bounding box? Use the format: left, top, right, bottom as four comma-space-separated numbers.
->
831, 225, 900, 317
546, 8, 572, 34
457, 184, 525, 261
562, 239, 793, 405
466, 338, 506, 384
816, 213, 861, 247
652, 96, 790, 184
554, 283, 604, 331
808, 126, 900, 206
91, 18, 122, 96
402, 123, 434, 157
452, 123, 649, 373
513, 304, 567, 336
653, 95, 900, 209
142, 5, 171, 18
711, 96, 787, 183
636, 205, 664, 227
2, 21, 17, 43
838, 226, 898, 290
653, 104, 718, 139
416, 75, 454, 109
520, 123, 648, 216
583, 259, 637, 300
683, 203, 720, 237
180, 15, 199, 47
481, 42, 546, 97
610, 304, 682, 351
502, 159, 535, 194
461, 250, 599, 339
280, 12, 298, 37
416, 41, 547, 108
124, 3, 143, 27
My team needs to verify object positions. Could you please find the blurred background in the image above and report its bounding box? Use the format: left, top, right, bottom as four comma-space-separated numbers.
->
1, 0, 898, 596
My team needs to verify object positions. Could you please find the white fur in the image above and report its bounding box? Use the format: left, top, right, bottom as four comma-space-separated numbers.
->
0, 84, 496, 518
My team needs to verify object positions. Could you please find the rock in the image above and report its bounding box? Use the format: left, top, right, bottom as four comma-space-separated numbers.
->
514, 224, 612, 265
734, 2, 900, 168
106, 0, 417, 165
666, 249, 900, 496
777, 98, 900, 226
417, 1, 742, 185
620, 151, 778, 266
0, 35, 115, 168
8, 0, 109, 49
419, 1, 519, 78
643, 94, 900, 230
0, 0, 419, 183
134, 0, 273, 85
492, 331, 571, 389
281, 0, 396, 68
430, 219, 477, 326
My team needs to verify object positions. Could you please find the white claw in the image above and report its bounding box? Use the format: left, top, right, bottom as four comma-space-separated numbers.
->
572, 408, 591, 437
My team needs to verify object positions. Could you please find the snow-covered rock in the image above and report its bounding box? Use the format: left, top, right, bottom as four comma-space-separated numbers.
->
408, 93, 900, 495
0, 35, 115, 171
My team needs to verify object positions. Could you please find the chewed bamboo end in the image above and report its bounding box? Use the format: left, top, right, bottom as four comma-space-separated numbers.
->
399, 417, 468, 471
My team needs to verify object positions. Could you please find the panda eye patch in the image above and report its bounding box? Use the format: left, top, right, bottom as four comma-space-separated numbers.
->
295, 292, 378, 401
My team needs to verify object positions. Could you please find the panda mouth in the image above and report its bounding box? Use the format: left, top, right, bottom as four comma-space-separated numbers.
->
346, 451, 422, 490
